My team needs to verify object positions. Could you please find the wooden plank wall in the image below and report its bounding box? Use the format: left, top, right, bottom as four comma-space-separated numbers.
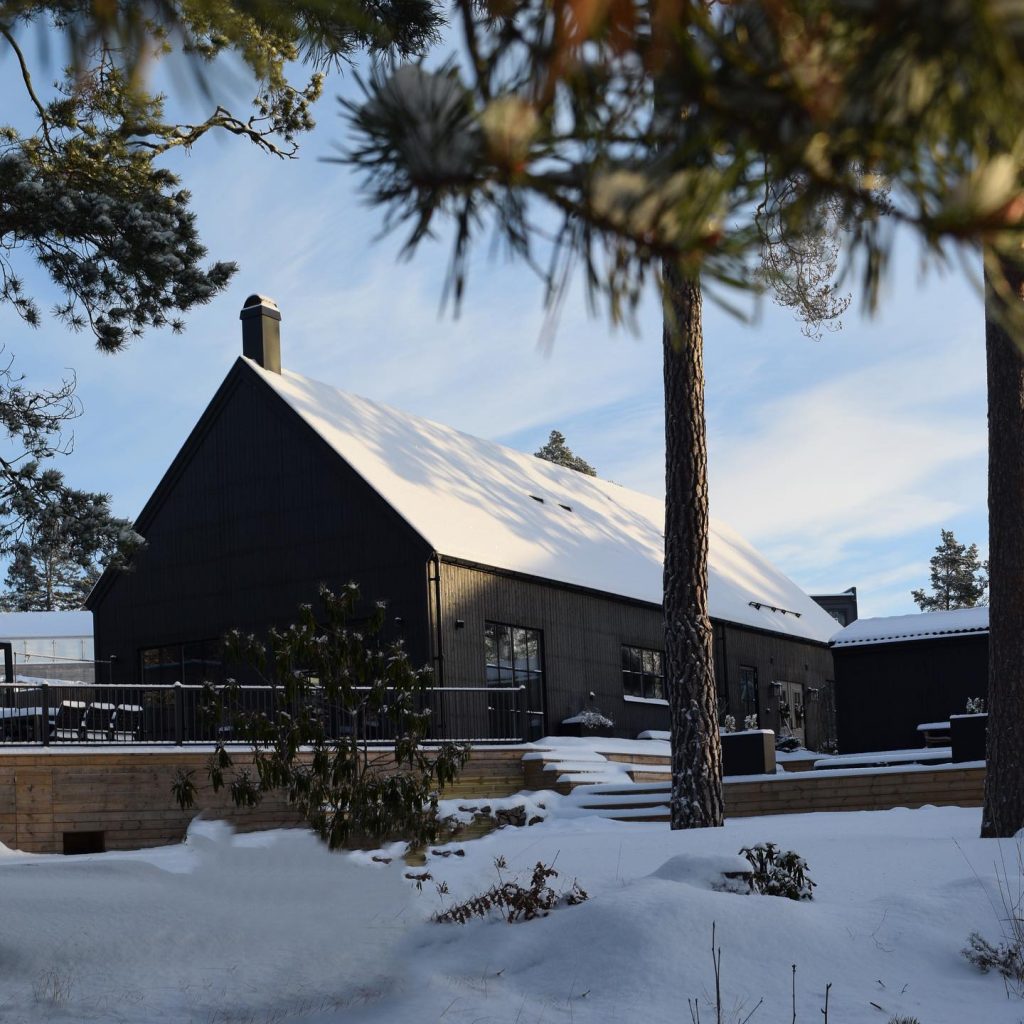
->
0, 747, 527, 855
724, 765, 984, 817
438, 561, 668, 737
437, 562, 836, 742
833, 634, 989, 753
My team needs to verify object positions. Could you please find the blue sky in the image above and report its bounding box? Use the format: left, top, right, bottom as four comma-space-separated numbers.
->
0, 42, 988, 619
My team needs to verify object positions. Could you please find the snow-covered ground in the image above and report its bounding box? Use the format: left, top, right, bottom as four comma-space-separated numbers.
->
1, 804, 1020, 1023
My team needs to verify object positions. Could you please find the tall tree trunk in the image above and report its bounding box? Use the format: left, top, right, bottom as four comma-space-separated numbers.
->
982, 257, 1024, 838
663, 264, 724, 829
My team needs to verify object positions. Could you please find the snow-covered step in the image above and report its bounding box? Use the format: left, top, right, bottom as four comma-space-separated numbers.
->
575, 795, 673, 812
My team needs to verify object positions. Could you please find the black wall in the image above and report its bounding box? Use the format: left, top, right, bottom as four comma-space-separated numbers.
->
90, 361, 434, 681
833, 634, 989, 752
715, 623, 836, 751
438, 560, 835, 743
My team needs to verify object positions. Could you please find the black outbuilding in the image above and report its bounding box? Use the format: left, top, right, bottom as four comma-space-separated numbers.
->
830, 607, 989, 753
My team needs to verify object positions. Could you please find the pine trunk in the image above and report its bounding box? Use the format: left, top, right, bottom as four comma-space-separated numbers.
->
982, 258, 1024, 838
662, 265, 724, 829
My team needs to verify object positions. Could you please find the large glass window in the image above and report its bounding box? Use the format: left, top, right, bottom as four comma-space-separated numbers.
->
739, 664, 759, 719
484, 622, 542, 690
621, 644, 664, 701
141, 640, 223, 686
484, 621, 545, 740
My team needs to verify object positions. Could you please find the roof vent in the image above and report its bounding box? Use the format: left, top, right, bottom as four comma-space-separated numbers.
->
240, 293, 281, 373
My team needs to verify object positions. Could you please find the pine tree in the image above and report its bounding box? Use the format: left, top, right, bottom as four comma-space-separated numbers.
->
981, 256, 1024, 838
0, 2, 443, 549
534, 431, 597, 475
341, 3, 1024, 830
911, 530, 989, 611
0, 485, 139, 611
0, 3, 441, 352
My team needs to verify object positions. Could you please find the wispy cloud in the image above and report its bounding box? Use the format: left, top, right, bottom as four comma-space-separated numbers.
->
706, 322, 986, 611
0, 63, 991, 623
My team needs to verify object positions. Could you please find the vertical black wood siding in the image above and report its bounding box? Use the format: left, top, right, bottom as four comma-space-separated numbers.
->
91, 362, 434, 680
437, 560, 835, 742
715, 623, 836, 751
833, 635, 989, 752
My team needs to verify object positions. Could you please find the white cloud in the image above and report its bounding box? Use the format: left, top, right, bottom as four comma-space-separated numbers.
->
708, 327, 987, 575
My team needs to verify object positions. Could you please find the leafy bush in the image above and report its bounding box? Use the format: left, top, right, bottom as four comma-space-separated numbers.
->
434, 857, 588, 924
173, 584, 470, 849
739, 843, 816, 900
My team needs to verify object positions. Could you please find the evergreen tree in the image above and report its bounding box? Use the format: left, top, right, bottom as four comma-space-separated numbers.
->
982, 256, 1024, 838
0, 2, 441, 353
911, 530, 989, 612
0, 486, 138, 611
341, 2, 1024, 830
0, 354, 142, 577
534, 430, 597, 476
0, 2, 443, 559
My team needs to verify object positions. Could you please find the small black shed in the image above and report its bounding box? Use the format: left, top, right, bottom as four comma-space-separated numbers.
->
831, 607, 988, 753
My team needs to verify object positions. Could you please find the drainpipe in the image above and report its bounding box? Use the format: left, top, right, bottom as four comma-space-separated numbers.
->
429, 554, 445, 687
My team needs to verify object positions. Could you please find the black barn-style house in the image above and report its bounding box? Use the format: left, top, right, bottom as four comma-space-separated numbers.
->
88, 296, 840, 746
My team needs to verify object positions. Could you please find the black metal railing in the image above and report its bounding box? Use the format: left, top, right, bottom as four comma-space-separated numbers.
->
0, 682, 528, 746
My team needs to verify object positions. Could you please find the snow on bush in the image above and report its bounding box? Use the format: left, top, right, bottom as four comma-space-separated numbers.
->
575, 708, 614, 730
740, 842, 816, 901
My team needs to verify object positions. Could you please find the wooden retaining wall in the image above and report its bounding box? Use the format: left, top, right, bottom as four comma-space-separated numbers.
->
0, 749, 984, 854
724, 764, 985, 817
0, 746, 527, 854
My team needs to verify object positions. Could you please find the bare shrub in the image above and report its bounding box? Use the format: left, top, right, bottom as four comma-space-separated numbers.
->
32, 968, 75, 1006
434, 856, 588, 924
960, 836, 1024, 995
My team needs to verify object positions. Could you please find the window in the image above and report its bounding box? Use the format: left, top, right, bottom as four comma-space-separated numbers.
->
141, 640, 223, 686
484, 622, 543, 689
621, 644, 664, 701
484, 622, 545, 741
739, 665, 759, 718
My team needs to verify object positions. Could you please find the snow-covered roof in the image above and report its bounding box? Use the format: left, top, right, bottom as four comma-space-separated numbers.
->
831, 606, 989, 648
0, 610, 93, 640
247, 360, 837, 644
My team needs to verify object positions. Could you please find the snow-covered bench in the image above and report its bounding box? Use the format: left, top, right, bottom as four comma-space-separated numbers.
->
916, 720, 951, 747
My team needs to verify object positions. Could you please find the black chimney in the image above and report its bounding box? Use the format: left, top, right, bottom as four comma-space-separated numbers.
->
240, 294, 281, 373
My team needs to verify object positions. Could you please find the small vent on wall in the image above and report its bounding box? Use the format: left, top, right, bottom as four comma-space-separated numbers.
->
64, 831, 105, 855
529, 495, 545, 504
559, 504, 573, 512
